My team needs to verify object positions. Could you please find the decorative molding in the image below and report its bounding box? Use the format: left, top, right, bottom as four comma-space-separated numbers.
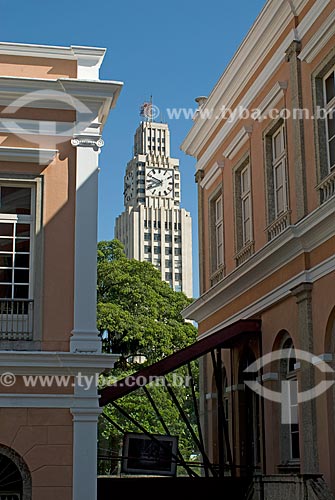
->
0, 146, 57, 165
298, 10, 335, 63
0, 351, 118, 374
257, 81, 288, 118
71, 136, 104, 151
0, 41, 106, 62
223, 126, 252, 160
0, 118, 75, 137
182, 196, 335, 325
199, 160, 223, 189
181, 0, 331, 168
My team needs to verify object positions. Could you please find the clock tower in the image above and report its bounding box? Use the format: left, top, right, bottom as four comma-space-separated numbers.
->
115, 120, 193, 297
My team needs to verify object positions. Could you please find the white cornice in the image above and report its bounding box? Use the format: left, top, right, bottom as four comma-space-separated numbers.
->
0, 394, 103, 408
200, 161, 224, 190
257, 81, 288, 118
0, 146, 57, 165
298, 10, 335, 63
0, 42, 106, 62
0, 351, 119, 374
182, 196, 335, 324
223, 126, 252, 160
181, 0, 330, 167
0, 118, 74, 136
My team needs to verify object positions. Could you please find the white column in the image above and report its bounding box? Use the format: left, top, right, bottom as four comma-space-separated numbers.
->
71, 407, 102, 500
70, 134, 103, 353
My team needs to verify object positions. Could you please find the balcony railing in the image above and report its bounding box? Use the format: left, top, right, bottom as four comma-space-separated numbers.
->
210, 266, 225, 287
267, 210, 291, 241
318, 169, 335, 204
0, 494, 20, 500
0, 300, 33, 341
234, 241, 255, 267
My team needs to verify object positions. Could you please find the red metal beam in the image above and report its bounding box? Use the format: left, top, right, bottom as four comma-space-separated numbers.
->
99, 319, 261, 407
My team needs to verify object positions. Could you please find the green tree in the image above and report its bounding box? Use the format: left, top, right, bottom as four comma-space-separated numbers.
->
97, 240, 199, 474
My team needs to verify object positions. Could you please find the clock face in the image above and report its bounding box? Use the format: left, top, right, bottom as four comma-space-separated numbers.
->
124, 171, 134, 203
146, 168, 174, 197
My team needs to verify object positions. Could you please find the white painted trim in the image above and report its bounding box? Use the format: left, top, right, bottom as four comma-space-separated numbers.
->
200, 161, 224, 189
0, 351, 118, 373
0, 146, 57, 164
298, 10, 335, 63
0, 118, 74, 137
0, 393, 101, 408
183, 197, 335, 325
182, 0, 330, 165
223, 126, 252, 160
257, 81, 288, 117
0, 41, 106, 62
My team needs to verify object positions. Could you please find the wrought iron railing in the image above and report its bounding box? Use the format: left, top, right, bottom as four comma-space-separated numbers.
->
318, 169, 335, 204
266, 210, 291, 241
0, 494, 20, 500
0, 299, 33, 341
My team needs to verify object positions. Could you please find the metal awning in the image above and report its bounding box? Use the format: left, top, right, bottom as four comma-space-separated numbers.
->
99, 319, 261, 406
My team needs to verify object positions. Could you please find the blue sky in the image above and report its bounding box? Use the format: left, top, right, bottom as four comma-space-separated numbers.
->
1, 0, 265, 297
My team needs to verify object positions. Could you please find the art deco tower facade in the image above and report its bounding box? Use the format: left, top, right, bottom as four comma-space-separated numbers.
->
115, 120, 193, 297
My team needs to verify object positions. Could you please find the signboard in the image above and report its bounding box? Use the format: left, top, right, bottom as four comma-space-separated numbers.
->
121, 433, 178, 476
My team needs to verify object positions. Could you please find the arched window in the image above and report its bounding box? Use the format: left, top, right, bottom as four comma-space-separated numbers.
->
280, 337, 300, 465
0, 446, 31, 500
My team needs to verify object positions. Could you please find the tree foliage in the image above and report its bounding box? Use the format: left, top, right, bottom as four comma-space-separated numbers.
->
97, 240, 199, 474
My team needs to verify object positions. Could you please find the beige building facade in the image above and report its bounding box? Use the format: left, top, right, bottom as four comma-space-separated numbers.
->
181, 0, 335, 496
0, 42, 122, 500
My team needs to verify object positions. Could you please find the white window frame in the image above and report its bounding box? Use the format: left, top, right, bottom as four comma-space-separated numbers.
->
214, 195, 224, 269
323, 66, 335, 172
272, 125, 288, 217
240, 164, 252, 246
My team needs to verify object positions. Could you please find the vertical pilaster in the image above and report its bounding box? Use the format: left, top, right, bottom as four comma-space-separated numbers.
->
291, 282, 319, 473
195, 169, 205, 294
285, 41, 308, 220
70, 134, 103, 353
71, 407, 102, 500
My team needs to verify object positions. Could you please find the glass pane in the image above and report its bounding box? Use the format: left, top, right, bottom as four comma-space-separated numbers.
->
14, 269, 29, 284
243, 197, 250, 219
274, 130, 283, 158
0, 255, 12, 267
0, 238, 13, 252
327, 113, 335, 140
0, 284, 12, 298
291, 431, 300, 459
241, 168, 249, 193
275, 164, 284, 187
0, 269, 12, 283
0, 223, 13, 237
16, 224, 30, 237
325, 72, 335, 104
244, 219, 251, 242
14, 285, 29, 299
329, 137, 335, 169
15, 240, 30, 252
276, 187, 284, 214
14, 254, 29, 268
0, 187, 31, 215
216, 197, 222, 221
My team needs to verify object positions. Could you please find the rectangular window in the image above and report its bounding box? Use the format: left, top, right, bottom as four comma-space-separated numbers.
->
165, 234, 172, 243
154, 246, 161, 254
174, 248, 181, 256
240, 164, 252, 246
215, 196, 224, 268
175, 273, 182, 281
165, 260, 172, 268
165, 272, 172, 280
144, 233, 151, 241
324, 68, 335, 171
154, 234, 160, 242
144, 245, 152, 253
272, 125, 288, 217
0, 185, 34, 340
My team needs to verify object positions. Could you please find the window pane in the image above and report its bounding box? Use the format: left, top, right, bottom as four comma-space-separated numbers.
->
14, 269, 29, 284
14, 285, 29, 299
14, 254, 29, 268
0, 187, 31, 215
329, 137, 335, 169
241, 168, 249, 193
327, 113, 335, 140
0, 255, 12, 267
325, 72, 335, 104
276, 186, 284, 214
275, 164, 284, 188
0, 269, 12, 283
15, 240, 30, 252
0, 284, 12, 298
291, 431, 300, 460
0, 238, 13, 252
243, 198, 250, 219
274, 131, 283, 158
0, 223, 13, 237
16, 224, 31, 237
